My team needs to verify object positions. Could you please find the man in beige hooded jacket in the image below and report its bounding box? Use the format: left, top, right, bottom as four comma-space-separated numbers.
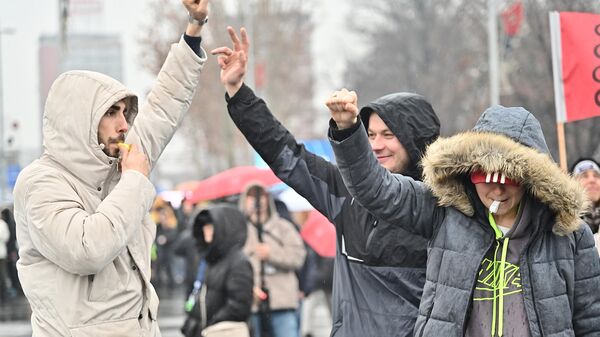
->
12, 1, 209, 336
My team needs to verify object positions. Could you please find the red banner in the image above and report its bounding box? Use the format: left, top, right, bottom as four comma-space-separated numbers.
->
558, 12, 600, 122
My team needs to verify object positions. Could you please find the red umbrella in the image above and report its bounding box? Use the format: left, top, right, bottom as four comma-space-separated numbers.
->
300, 210, 336, 258
186, 166, 282, 203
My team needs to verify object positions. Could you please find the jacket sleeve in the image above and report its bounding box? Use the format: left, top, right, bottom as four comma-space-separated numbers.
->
22, 170, 156, 275
227, 84, 348, 224
572, 226, 600, 335
128, 36, 206, 169
329, 120, 442, 239
210, 257, 254, 324
267, 218, 306, 271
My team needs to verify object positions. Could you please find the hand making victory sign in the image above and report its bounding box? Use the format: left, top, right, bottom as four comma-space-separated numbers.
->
211, 26, 249, 97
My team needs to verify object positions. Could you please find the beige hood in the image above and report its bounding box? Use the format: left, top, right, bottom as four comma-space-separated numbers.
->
42, 70, 138, 188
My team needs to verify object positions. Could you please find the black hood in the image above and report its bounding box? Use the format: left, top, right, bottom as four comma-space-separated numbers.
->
359, 92, 440, 180
192, 203, 248, 263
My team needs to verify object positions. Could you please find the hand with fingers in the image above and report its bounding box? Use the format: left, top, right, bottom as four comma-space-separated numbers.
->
182, 0, 210, 37
119, 143, 150, 178
325, 88, 360, 130
210, 26, 250, 97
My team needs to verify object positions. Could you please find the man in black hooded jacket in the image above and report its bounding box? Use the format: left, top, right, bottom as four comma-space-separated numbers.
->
211, 27, 440, 336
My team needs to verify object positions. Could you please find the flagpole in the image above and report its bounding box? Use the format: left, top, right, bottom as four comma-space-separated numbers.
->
549, 12, 568, 170
556, 122, 568, 171
488, 0, 500, 106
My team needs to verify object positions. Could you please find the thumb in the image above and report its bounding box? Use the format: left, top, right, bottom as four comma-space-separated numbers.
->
118, 143, 130, 161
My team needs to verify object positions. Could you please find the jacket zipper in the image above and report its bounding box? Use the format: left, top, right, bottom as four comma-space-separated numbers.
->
100, 162, 119, 199
418, 286, 435, 337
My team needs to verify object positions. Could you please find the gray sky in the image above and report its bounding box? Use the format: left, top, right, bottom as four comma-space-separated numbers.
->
0, 0, 353, 179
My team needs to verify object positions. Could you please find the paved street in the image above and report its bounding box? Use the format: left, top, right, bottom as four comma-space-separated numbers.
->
0, 286, 188, 337
0, 285, 332, 337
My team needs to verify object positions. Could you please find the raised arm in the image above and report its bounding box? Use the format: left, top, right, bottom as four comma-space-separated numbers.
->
327, 90, 441, 239
211, 28, 351, 222
127, 0, 208, 169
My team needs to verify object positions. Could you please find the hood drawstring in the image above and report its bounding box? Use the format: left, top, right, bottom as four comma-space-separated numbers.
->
488, 212, 509, 337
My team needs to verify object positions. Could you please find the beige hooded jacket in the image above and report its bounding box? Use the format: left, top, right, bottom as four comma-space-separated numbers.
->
240, 183, 306, 312
13, 37, 205, 337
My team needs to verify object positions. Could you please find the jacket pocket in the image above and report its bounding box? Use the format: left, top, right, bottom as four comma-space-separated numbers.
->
88, 261, 124, 302
69, 317, 142, 337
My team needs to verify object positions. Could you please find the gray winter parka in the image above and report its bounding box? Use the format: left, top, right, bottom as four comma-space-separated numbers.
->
330, 106, 600, 336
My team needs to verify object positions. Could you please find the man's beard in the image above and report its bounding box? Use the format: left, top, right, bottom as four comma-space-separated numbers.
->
100, 134, 126, 158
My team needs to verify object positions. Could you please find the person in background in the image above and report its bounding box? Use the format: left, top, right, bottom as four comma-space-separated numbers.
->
0, 217, 9, 304
12, 1, 209, 335
151, 198, 179, 288
1, 206, 21, 297
571, 158, 600, 234
181, 203, 253, 337
240, 183, 306, 337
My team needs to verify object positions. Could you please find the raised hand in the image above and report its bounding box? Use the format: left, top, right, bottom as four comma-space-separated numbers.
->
182, 0, 209, 37
119, 143, 150, 177
325, 88, 359, 129
210, 26, 249, 97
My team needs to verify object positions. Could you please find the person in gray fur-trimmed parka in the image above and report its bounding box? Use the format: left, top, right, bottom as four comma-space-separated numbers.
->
326, 89, 600, 337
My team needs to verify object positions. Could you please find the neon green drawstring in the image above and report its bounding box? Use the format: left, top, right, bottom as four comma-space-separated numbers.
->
488, 212, 510, 337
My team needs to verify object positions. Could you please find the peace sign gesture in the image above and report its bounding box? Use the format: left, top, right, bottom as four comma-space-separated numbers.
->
211, 26, 250, 96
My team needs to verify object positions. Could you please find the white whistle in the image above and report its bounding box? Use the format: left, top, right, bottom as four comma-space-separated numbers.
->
489, 200, 501, 214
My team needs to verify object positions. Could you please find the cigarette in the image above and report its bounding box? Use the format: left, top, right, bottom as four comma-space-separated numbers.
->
489, 200, 501, 213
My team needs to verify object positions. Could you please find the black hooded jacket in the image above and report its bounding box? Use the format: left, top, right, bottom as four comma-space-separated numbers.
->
226, 84, 440, 337
186, 204, 253, 329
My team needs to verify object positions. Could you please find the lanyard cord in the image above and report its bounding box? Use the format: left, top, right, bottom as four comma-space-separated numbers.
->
488, 212, 509, 337
184, 258, 207, 312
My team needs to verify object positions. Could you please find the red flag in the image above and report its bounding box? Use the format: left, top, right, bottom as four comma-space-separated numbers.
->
501, 1, 523, 37
551, 12, 600, 122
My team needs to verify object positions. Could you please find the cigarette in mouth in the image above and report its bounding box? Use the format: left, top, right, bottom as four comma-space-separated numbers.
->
489, 200, 501, 213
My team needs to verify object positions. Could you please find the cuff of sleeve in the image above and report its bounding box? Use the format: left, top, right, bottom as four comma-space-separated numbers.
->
120, 170, 156, 212
183, 34, 203, 56
329, 118, 362, 142
330, 121, 372, 166
226, 83, 254, 104
178, 35, 207, 64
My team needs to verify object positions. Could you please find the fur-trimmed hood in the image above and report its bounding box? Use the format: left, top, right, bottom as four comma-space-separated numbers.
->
422, 106, 587, 235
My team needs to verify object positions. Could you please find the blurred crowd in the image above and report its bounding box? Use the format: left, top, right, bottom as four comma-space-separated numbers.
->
148, 183, 334, 337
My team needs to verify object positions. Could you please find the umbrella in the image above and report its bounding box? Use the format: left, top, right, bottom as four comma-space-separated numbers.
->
186, 166, 282, 203
300, 210, 336, 258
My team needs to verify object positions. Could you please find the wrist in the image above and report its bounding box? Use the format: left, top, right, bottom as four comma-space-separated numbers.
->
225, 81, 244, 98
186, 23, 202, 37
186, 13, 207, 37
335, 117, 358, 130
